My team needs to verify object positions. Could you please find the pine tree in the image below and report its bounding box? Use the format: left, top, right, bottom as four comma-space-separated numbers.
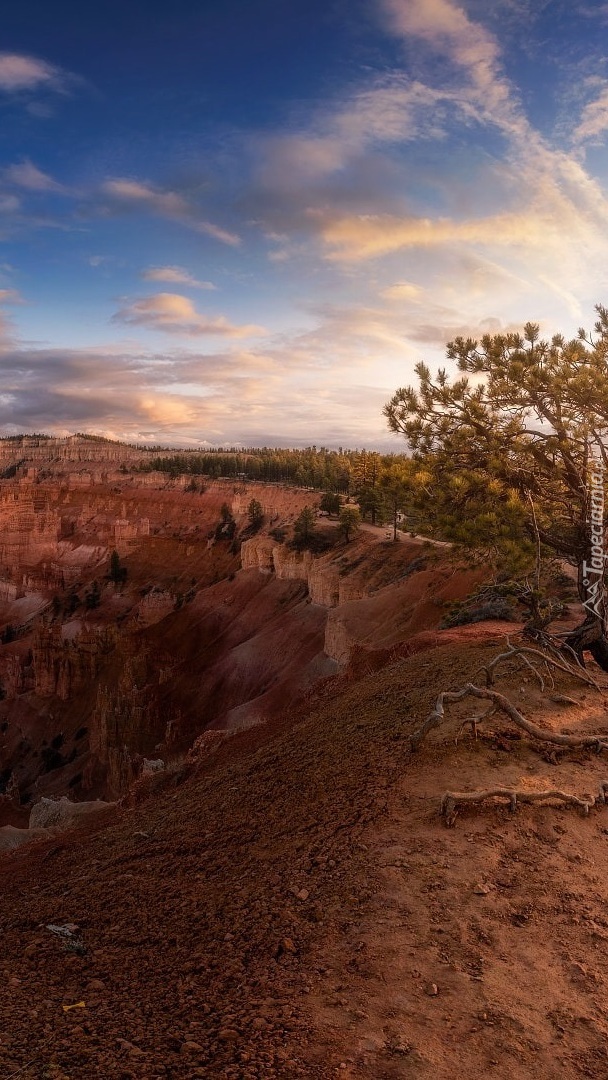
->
385, 308, 608, 666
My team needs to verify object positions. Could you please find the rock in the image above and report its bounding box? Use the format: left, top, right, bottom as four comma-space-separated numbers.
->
473, 883, 490, 895
296, 889, 310, 901
218, 1027, 240, 1042
282, 937, 297, 954
141, 758, 165, 775
181, 1040, 204, 1053
116, 1039, 143, 1055
426, 983, 439, 996
86, 979, 106, 991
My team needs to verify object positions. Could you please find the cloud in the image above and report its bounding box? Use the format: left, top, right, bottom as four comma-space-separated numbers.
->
0, 52, 76, 100
380, 0, 524, 138
141, 266, 216, 290
4, 160, 66, 193
381, 281, 423, 301
102, 178, 240, 246
574, 86, 608, 145
256, 76, 446, 191
0, 289, 23, 304
320, 209, 553, 260
0, 53, 69, 94
113, 293, 265, 337
0, 194, 20, 214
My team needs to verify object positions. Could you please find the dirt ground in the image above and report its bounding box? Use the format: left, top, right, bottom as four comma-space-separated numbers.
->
2, 633, 608, 1078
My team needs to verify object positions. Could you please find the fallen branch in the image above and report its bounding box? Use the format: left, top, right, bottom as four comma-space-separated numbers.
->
411, 682, 608, 753
475, 637, 601, 691
440, 782, 608, 825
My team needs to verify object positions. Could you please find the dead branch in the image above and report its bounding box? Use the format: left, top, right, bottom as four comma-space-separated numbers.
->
475, 637, 600, 691
455, 706, 497, 743
410, 682, 608, 753
440, 781, 608, 824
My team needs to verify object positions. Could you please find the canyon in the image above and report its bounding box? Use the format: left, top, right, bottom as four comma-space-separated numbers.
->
0, 435, 483, 812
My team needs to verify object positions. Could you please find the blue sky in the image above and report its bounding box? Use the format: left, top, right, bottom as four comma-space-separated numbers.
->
2, 0, 608, 447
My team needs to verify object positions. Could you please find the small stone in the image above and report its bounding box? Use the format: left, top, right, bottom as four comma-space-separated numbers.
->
282, 937, 297, 953
218, 1028, 239, 1042
116, 1039, 143, 1055
473, 883, 490, 895
86, 979, 105, 991
297, 889, 310, 901
181, 1040, 204, 1053
251, 1017, 267, 1030
24, 944, 38, 957
9, 977, 21, 987
426, 983, 439, 996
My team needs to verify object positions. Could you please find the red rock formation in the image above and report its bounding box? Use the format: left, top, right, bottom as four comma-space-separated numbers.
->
0, 436, 503, 806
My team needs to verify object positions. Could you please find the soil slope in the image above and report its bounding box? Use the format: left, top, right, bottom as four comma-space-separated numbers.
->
1, 634, 607, 1079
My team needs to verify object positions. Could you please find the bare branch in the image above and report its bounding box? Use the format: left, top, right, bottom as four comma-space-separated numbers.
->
475, 638, 600, 690
439, 784, 608, 824
410, 682, 608, 752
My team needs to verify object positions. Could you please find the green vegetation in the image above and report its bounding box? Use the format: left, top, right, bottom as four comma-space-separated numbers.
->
385, 306, 608, 666
337, 506, 361, 542
138, 445, 411, 494
247, 498, 264, 529
214, 503, 236, 540
319, 491, 342, 516
292, 506, 317, 551
109, 550, 127, 586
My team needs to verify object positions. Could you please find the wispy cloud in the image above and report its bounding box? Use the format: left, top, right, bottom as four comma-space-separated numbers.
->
256, 76, 445, 190
573, 86, 608, 146
112, 292, 264, 337
380, 0, 525, 139
0, 53, 68, 94
4, 159, 66, 193
141, 266, 216, 290
0, 288, 24, 304
0, 53, 79, 110
102, 178, 240, 246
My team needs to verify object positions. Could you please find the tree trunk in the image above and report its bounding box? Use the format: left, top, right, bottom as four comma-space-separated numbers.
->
564, 615, 608, 671
563, 553, 608, 670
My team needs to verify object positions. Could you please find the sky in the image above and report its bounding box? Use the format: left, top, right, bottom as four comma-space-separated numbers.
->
2, 0, 608, 449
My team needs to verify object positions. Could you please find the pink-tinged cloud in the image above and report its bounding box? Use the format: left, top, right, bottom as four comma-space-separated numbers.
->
4, 160, 65, 192
380, 0, 525, 140
0, 53, 67, 93
102, 178, 240, 246
575, 87, 608, 145
113, 293, 265, 337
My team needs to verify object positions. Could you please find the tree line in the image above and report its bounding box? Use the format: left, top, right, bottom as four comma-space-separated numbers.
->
136, 446, 410, 496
